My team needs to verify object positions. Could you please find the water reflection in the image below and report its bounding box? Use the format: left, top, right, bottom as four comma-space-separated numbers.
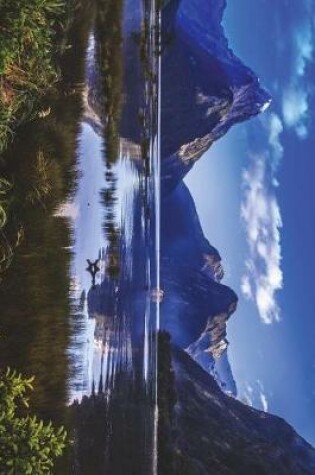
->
0, 0, 160, 472
67, 0, 162, 473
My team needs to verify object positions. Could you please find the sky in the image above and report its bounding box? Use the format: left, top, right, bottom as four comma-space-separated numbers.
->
186, 0, 315, 444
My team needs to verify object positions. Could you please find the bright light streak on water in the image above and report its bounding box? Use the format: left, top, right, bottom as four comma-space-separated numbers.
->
144, 258, 151, 383
152, 2, 162, 474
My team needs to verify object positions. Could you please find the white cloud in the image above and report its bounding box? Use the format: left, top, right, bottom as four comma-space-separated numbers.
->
296, 123, 308, 140
268, 113, 284, 165
241, 4, 315, 323
240, 275, 252, 300
259, 391, 269, 412
282, 87, 309, 136
257, 380, 269, 412
240, 381, 269, 412
242, 382, 254, 407
294, 23, 314, 77
245, 383, 253, 394
241, 115, 283, 325
242, 394, 253, 407
281, 15, 314, 139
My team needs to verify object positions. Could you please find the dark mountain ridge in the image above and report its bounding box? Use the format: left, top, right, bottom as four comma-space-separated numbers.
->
170, 346, 315, 475
161, 182, 237, 396
160, 0, 271, 190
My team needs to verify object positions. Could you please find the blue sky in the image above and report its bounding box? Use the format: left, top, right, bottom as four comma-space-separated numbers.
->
186, 0, 315, 444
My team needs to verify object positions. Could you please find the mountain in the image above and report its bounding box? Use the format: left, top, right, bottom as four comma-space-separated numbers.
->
170, 346, 315, 475
161, 181, 237, 394
85, 0, 271, 190
159, 0, 271, 394
161, 0, 271, 190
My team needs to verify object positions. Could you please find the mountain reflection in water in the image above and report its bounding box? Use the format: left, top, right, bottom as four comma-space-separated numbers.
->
68, 0, 162, 472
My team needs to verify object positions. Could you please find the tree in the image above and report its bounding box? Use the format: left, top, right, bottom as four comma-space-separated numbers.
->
0, 368, 67, 474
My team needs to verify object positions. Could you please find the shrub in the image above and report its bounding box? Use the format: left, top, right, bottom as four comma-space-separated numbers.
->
0, 368, 67, 474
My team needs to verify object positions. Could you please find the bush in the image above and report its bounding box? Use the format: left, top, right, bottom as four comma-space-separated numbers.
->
0, 368, 67, 474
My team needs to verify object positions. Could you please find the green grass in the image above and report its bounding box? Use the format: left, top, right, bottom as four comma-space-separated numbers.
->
0, 0, 65, 153
0, 178, 13, 273
0, 178, 11, 227
0, 0, 74, 272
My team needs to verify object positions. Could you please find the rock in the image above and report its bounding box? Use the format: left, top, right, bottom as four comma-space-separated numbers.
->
161, 0, 271, 190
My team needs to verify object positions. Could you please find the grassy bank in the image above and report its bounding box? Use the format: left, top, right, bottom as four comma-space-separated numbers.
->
0, 0, 94, 407
0, 0, 66, 152
0, 1, 94, 472
0, 0, 92, 272
0, 0, 69, 259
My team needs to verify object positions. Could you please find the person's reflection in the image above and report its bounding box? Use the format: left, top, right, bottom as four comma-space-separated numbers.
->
86, 258, 100, 288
